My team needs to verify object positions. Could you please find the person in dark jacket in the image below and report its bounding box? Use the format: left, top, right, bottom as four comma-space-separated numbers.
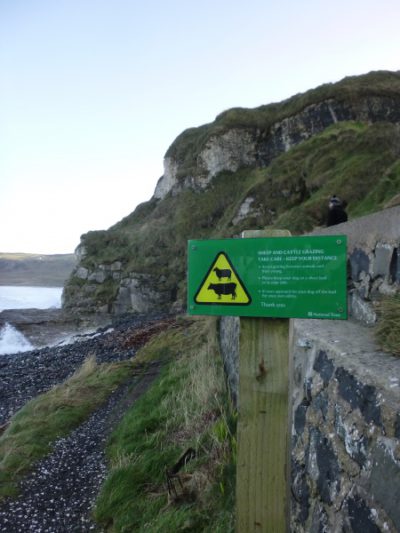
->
326, 195, 348, 226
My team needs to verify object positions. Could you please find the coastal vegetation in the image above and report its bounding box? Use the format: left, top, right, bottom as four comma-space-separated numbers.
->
375, 295, 400, 356
0, 317, 236, 530
94, 316, 235, 532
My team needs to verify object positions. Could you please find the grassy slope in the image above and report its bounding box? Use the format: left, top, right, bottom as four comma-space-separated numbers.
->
247, 121, 400, 233
0, 253, 76, 287
64, 120, 400, 310
0, 318, 236, 530
94, 317, 236, 532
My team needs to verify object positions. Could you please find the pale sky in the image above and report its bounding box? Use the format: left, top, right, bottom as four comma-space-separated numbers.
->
1, 0, 399, 254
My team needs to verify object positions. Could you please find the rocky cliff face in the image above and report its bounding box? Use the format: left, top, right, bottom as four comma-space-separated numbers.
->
154, 128, 258, 198
63, 71, 400, 317
155, 95, 400, 200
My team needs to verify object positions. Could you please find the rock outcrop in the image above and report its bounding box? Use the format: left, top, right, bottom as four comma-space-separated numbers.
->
155, 95, 400, 200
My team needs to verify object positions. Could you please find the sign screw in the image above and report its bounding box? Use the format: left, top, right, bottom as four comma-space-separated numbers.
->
336, 239, 342, 245
338, 306, 343, 313
192, 245, 197, 251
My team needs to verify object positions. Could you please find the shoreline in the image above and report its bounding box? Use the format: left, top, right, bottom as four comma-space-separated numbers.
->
0, 311, 171, 425
0, 307, 111, 348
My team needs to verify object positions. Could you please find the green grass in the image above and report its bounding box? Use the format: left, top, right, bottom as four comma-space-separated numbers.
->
0, 356, 139, 500
375, 295, 400, 356
254, 121, 400, 233
94, 317, 236, 532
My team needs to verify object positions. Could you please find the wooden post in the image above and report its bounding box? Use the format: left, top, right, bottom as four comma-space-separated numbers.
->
236, 229, 292, 533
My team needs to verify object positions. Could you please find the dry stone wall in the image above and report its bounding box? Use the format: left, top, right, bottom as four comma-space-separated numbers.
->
291, 320, 400, 532
310, 206, 400, 325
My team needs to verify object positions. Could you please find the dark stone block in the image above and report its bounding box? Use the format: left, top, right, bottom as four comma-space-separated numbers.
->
304, 378, 313, 403
310, 428, 340, 504
336, 367, 382, 426
294, 398, 309, 437
349, 248, 370, 281
313, 350, 334, 387
395, 413, 400, 439
346, 496, 380, 532
291, 460, 310, 524
370, 441, 400, 530
390, 247, 400, 283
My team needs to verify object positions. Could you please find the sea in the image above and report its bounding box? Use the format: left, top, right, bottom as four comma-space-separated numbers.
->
0, 286, 63, 355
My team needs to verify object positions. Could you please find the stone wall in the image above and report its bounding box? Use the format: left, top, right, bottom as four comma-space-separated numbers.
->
218, 207, 400, 531
291, 320, 400, 532
219, 317, 400, 532
310, 206, 400, 325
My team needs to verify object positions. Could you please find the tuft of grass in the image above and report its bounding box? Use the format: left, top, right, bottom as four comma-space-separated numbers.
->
375, 295, 400, 356
0, 356, 137, 500
94, 317, 236, 532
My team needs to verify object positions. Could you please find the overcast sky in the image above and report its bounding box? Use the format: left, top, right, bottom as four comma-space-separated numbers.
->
1, 0, 399, 254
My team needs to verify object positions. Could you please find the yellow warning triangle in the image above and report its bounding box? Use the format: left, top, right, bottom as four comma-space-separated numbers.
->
194, 252, 251, 305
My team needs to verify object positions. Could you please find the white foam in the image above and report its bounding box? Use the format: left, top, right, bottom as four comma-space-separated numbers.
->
0, 322, 34, 355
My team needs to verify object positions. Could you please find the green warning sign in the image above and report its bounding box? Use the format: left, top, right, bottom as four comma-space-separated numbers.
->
194, 252, 251, 305
187, 235, 347, 319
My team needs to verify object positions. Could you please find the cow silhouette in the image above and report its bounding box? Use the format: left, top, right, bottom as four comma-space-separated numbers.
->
213, 267, 232, 280
208, 282, 237, 300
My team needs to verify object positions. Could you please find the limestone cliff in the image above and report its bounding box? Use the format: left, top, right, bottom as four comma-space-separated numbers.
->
63, 71, 400, 317
156, 94, 400, 200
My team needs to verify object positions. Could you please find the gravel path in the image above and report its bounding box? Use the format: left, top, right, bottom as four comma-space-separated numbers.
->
0, 313, 174, 532
0, 363, 162, 532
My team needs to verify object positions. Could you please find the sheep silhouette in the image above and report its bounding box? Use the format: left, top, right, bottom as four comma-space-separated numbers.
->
208, 282, 237, 300
213, 267, 232, 280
